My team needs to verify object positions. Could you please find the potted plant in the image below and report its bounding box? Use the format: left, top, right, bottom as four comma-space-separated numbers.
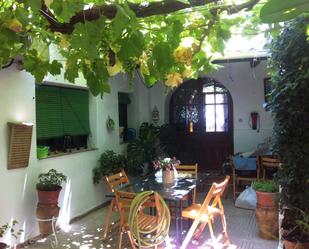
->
36, 169, 66, 236
153, 157, 180, 184
127, 122, 162, 175
92, 150, 126, 184
252, 179, 279, 239
37, 169, 67, 204
0, 220, 23, 249
268, 17, 309, 248
283, 208, 309, 249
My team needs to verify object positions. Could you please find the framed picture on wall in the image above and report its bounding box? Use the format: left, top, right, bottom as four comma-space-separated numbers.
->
263, 77, 271, 110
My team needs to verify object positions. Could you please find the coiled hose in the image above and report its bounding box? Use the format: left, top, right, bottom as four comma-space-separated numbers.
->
128, 191, 171, 248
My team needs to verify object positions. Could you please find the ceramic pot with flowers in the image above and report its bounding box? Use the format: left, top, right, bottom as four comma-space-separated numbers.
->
153, 157, 180, 185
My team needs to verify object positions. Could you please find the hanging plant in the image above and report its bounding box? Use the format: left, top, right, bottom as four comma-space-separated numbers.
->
106, 116, 115, 131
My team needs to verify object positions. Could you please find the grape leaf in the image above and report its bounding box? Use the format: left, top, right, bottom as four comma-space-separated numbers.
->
112, 5, 131, 39
50, 0, 83, 23
260, 0, 309, 23
117, 31, 144, 61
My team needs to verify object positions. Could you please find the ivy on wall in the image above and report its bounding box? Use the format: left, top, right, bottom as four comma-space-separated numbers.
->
269, 17, 309, 234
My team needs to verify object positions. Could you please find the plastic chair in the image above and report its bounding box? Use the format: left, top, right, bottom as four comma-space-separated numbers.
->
103, 169, 130, 240
180, 176, 230, 249
230, 156, 259, 201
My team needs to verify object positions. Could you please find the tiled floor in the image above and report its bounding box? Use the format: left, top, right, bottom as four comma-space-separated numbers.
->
22, 192, 278, 249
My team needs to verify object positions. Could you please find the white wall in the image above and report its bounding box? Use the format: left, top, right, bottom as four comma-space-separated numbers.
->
149, 60, 273, 153
0, 66, 150, 245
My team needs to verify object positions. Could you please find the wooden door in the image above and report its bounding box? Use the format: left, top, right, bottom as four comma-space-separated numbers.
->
170, 78, 233, 171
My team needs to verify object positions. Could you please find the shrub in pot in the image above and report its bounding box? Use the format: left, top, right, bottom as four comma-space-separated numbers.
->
0, 220, 22, 249
268, 17, 309, 247
253, 180, 279, 239
36, 169, 66, 236
93, 150, 126, 184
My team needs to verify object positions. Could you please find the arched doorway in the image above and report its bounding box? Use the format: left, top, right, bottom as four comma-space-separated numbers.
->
170, 77, 233, 171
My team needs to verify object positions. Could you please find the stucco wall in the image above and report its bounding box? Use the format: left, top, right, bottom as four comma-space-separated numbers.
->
149, 60, 273, 153
0, 66, 150, 245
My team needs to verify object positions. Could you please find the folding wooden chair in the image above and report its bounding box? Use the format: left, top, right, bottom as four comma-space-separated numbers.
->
176, 164, 198, 203
259, 156, 280, 179
115, 191, 166, 249
180, 176, 230, 249
103, 169, 130, 240
230, 156, 259, 201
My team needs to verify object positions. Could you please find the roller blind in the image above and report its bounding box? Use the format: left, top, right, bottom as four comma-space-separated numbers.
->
36, 85, 90, 140
118, 92, 131, 104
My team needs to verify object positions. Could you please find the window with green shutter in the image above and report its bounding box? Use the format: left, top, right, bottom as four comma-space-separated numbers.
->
36, 85, 90, 153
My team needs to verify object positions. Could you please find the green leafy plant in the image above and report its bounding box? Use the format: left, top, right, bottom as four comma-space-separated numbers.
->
93, 150, 126, 184
260, 0, 309, 23
159, 124, 179, 157
0, 220, 23, 239
127, 123, 162, 175
269, 17, 309, 243
283, 208, 309, 243
106, 116, 115, 130
37, 169, 67, 191
252, 179, 279, 193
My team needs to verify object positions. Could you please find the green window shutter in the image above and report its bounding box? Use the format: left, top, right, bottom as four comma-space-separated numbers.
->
36, 85, 64, 139
36, 85, 90, 140
61, 88, 90, 136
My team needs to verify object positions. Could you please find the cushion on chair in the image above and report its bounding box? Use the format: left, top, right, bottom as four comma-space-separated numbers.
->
232, 156, 256, 171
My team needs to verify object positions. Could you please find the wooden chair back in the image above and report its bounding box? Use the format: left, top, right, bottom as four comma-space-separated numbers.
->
259, 156, 280, 168
201, 175, 230, 211
176, 164, 198, 178
105, 169, 129, 192
259, 156, 280, 179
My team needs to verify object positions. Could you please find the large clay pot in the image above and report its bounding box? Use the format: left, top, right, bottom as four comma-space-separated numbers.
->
284, 240, 309, 249
36, 188, 61, 236
36, 203, 60, 236
0, 242, 7, 249
255, 191, 279, 240
162, 170, 175, 184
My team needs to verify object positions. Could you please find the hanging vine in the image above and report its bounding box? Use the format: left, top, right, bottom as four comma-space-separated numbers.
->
0, 0, 307, 96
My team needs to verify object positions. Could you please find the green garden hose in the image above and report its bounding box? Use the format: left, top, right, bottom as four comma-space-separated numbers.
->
128, 191, 171, 248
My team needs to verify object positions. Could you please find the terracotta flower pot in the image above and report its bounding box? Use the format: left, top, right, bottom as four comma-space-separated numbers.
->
255, 191, 279, 240
256, 191, 279, 207
284, 239, 309, 249
37, 188, 61, 205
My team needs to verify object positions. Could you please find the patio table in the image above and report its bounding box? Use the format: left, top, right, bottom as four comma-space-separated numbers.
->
106, 173, 208, 247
